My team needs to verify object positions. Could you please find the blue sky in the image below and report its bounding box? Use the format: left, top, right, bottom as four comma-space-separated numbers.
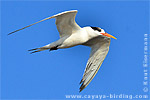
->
1, 0, 149, 99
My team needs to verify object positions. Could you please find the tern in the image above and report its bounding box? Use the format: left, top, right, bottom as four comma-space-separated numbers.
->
8, 10, 116, 92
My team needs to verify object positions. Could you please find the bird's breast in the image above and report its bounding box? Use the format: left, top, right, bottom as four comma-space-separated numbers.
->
60, 29, 89, 48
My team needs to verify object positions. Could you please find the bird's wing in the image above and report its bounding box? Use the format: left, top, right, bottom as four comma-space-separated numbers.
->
8, 10, 81, 37
80, 37, 110, 92
54, 10, 81, 38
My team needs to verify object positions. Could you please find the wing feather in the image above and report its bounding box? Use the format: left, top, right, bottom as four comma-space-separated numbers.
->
8, 10, 81, 36
80, 37, 110, 92
54, 10, 81, 37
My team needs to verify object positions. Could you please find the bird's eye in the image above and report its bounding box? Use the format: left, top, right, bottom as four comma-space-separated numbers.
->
91, 27, 101, 32
98, 29, 101, 32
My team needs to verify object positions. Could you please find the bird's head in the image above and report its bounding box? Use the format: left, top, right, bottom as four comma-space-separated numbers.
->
90, 27, 117, 39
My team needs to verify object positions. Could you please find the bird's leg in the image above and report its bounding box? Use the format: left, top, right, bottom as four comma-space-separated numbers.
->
49, 45, 59, 51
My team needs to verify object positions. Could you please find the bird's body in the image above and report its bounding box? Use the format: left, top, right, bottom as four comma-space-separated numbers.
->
38, 27, 103, 50
9, 10, 116, 92
56, 27, 88, 48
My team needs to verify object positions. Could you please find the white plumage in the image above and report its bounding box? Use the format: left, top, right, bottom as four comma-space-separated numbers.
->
9, 10, 116, 92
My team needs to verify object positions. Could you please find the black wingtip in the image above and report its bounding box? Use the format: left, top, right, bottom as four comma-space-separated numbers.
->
79, 88, 83, 93
79, 87, 85, 93
8, 32, 14, 35
79, 83, 86, 93
79, 79, 83, 84
8, 29, 22, 35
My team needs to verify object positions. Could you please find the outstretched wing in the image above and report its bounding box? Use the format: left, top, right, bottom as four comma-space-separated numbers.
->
54, 10, 81, 37
80, 37, 110, 92
8, 10, 81, 37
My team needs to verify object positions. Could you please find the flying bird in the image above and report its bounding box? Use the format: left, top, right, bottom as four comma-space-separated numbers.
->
8, 10, 116, 92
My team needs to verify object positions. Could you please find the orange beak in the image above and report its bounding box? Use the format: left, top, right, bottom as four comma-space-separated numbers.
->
101, 32, 117, 39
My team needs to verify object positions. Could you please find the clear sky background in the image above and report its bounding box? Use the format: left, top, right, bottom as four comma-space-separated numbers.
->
1, 0, 149, 99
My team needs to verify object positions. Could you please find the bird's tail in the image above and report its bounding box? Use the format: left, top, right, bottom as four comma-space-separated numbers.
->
28, 47, 49, 54
28, 44, 59, 54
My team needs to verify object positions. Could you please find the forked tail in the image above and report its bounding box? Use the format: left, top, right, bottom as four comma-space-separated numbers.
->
28, 47, 49, 54
28, 45, 59, 54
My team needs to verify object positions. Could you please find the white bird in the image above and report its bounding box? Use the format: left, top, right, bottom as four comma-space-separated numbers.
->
9, 10, 116, 92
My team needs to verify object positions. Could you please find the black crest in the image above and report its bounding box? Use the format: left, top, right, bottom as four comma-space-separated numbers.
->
90, 27, 101, 32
